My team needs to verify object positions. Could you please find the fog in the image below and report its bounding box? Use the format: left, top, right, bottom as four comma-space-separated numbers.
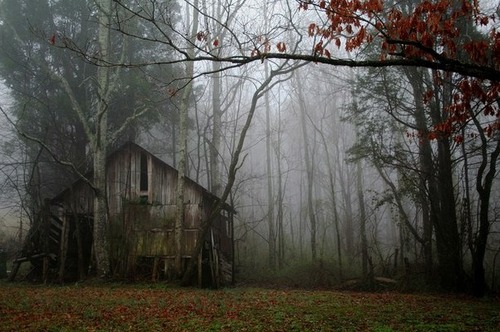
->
0, 0, 498, 295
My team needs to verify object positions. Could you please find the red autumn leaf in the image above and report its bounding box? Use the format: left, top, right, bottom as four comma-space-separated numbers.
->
196, 31, 206, 42
324, 49, 331, 58
308, 23, 316, 37
428, 131, 438, 140
315, 41, 324, 54
453, 135, 463, 144
423, 90, 434, 104
213, 39, 219, 47
263, 38, 271, 53
485, 125, 493, 137
276, 42, 287, 53
49, 34, 56, 45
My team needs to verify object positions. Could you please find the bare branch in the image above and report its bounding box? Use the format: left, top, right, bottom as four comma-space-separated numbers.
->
0, 106, 96, 193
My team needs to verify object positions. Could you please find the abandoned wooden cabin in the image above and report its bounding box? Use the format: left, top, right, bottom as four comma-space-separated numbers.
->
12, 142, 234, 287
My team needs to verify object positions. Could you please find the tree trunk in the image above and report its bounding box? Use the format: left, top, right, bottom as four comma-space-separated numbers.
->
275, 111, 285, 270
92, 0, 113, 277
311, 111, 343, 278
181, 63, 295, 285
174, 0, 199, 277
337, 148, 355, 258
210, 62, 222, 195
92, 145, 110, 277
470, 114, 500, 296
205, 0, 244, 195
404, 68, 434, 281
434, 138, 463, 291
296, 75, 317, 261
356, 160, 369, 279
264, 63, 276, 270
430, 75, 463, 291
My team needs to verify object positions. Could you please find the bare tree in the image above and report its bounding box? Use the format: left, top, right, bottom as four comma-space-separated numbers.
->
295, 72, 317, 262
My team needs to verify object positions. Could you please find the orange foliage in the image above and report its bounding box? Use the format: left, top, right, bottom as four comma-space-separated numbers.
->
295, 0, 499, 139
298, 0, 497, 63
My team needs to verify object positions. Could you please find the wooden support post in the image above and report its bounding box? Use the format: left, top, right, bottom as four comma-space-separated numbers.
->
59, 216, 70, 283
43, 256, 49, 284
8, 262, 21, 281
230, 211, 235, 285
393, 248, 399, 276
152, 257, 159, 282
197, 251, 202, 288
43, 199, 51, 284
73, 213, 85, 281
214, 249, 220, 289
209, 229, 220, 289
209, 230, 216, 287
164, 258, 169, 280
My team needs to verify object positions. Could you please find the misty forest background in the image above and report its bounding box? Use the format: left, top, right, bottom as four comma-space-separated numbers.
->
0, 0, 499, 295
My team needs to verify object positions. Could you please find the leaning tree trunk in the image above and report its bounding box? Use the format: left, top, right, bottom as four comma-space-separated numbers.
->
207, 0, 243, 196
181, 64, 296, 285
310, 108, 344, 277
470, 113, 500, 296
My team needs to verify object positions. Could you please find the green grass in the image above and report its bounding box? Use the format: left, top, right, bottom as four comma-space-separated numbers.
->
0, 281, 498, 331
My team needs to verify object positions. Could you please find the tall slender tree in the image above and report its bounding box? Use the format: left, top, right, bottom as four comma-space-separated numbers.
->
174, 0, 199, 277
296, 72, 317, 262
0, 0, 180, 277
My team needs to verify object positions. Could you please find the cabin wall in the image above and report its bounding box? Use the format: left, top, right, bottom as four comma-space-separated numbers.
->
106, 146, 209, 265
57, 180, 94, 215
106, 146, 204, 219
51, 143, 233, 282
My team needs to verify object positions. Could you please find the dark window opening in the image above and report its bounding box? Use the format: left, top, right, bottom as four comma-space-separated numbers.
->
140, 152, 148, 192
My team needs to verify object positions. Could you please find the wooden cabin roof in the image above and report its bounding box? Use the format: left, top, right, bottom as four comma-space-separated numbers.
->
51, 141, 235, 214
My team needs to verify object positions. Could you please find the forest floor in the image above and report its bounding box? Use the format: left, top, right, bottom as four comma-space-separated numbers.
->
0, 281, 499, 331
